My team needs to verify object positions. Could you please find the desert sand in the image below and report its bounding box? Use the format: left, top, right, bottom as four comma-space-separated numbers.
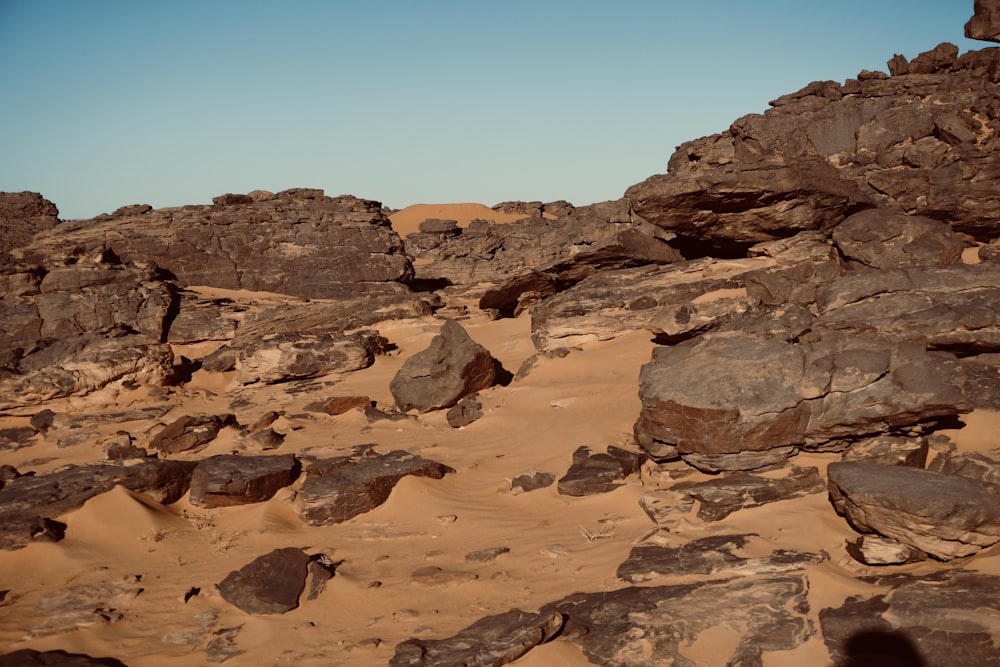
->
1, 282, 999, 665
389, 203, 537, 236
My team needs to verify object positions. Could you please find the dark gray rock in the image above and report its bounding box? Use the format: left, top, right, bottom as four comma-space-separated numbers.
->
390, 320, 506, 413
539, 575, 814, 667
148, 414, 237, 455
16, 190, 414, 300
298, 449, 454, 525
556, 446, 646, 497
967, 0, 1000, 42
820, 570, 1000, 666
189, 454, 300, 508
391, 609, 564, 667
510, 472, 555, 494
827, 461, 1000, 559
0, 191, 60, 258
831, 208, 964, 268
218, 548, 313, 614
634, 331, 969, 471
0, 459, 195, 549
617, 533, 825, 583
0, 649, 129, 666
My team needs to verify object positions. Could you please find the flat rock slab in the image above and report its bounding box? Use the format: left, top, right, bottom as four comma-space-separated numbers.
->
641, 466, 826, 524
539, 575, 813, 666
189, 454, 301, 508
298, 450, 455, 525
820, 570, 1000, 666
556, 445, 646, 497
0, 460, 195, 549
391, 609, 565, 667
617, 533, 826, 583
390, 320, 504, 413
827, 461, 1000, 559
218, 548, 320, 615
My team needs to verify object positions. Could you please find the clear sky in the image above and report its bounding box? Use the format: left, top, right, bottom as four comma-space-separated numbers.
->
0, 1, 987, 219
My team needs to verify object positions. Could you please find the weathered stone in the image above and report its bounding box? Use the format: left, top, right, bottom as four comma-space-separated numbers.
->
831, 209, 964, 268
16, 190, 414, 300
644, 466, 827, 523
820, 570, 1000, 666
927, 450, 1000, 494
189, 454, 300, 507
465, 546, 510, 563
26, 575, 143, 639
390, 320, 505, 413
218, 548, 312, 614
446, 394, 483, 428
556, 446, 645, 497
827, 461, 1000, 559
0, 191, 60, 258
539, 576, 814, 667
634, 332, 969, 471
813, 263, 1000, 353
510, 472, 555, 494
235, 330, 387, 385
298, 449, 454, 525
148, 414, 237, 455
842, 435, 930, 468
0, 460, 195, 548
391, 609, 564, 667
848, 534, 928, 565
967, 0, 1000, 43
617, 534, 825, 583
0, 649, 129, 666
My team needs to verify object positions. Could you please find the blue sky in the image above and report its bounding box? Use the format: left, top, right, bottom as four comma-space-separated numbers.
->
0, 1, 986, 219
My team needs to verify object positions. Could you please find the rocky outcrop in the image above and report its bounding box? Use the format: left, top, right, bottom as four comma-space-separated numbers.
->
15, 189, 414, 300
0, 191, 60, 259
629, 44, 1000, 244
831, 209, 964, 268
827, 461, 1000, 560
148, 414, 237, 455
390, 320, 507, 412
967, 0, 1000, 42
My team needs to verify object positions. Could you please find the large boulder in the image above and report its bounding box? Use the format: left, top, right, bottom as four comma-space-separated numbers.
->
827, 461, 1000, 560
189, 454, 301, 507
235, 330, 387, 384
218, 548, 329, 614
634, 332, 969, 471
390, 320, 506, 412
967, 0, 1000, 42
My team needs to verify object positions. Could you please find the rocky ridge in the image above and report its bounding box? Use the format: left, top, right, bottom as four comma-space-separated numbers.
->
2, 4, 1000, 666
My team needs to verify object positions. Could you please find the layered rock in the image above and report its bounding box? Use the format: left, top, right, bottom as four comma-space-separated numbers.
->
0, 191, 60, 259
967, 0, 1000, 42
628, 44, 1000, 244
15, 189, 414, 300
827, 461, 1000, 560
634, 331, 969, 471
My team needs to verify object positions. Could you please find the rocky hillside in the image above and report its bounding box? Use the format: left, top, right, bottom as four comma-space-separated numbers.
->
2, 4, 1000, 666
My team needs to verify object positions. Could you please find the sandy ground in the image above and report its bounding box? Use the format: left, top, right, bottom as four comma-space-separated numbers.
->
389, 203, 534, 236
1, 302, 999, 666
